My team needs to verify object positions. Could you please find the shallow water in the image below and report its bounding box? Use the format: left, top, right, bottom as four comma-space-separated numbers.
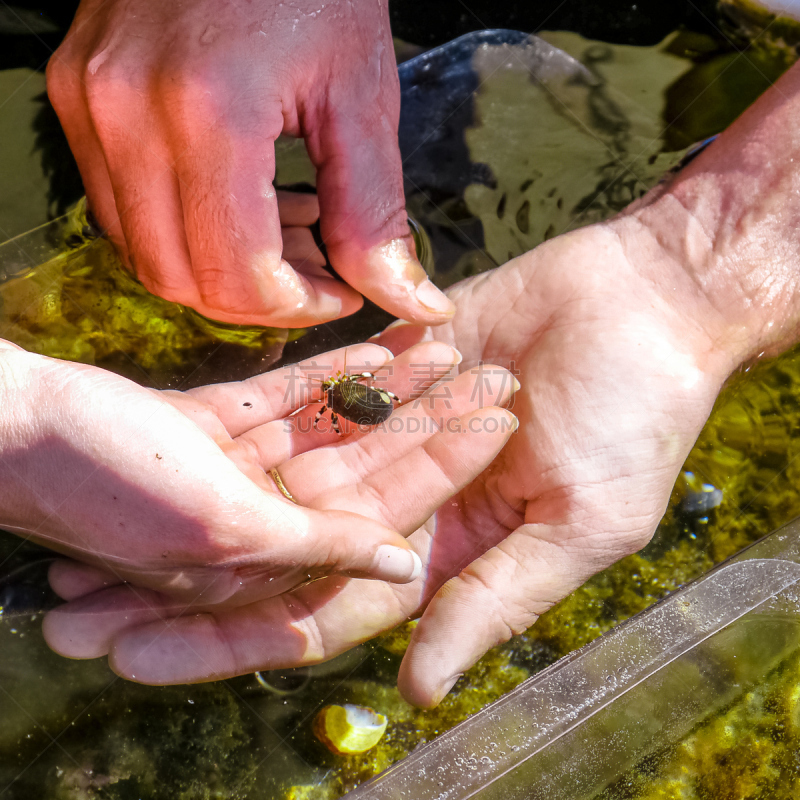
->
0, 20, 799, 800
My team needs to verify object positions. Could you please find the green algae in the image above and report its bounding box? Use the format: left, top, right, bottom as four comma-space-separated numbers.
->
0, 200, 289, 388
718, 0, 800, 50
597, 642, 800, 799
7, 683, 257, 800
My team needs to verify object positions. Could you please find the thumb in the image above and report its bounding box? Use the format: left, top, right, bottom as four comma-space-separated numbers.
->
306, 99, 454, 325
396, 523, 601, 707
369, 318, 436, 355
42, 507, 422, 661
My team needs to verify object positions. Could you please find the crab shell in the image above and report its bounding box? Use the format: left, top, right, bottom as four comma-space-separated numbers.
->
328, 381, 396, 427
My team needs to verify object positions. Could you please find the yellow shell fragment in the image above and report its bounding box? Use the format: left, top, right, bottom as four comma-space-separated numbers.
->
313, 704, 388, 755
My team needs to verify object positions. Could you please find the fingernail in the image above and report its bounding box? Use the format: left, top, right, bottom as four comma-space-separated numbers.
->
415, 280, 455, 316
363, 344, 395, 360
321, 292, 343, 318
383, 318, 414, 332
373, 545, 423, 583
512, 377, 521, 392
508, 413, 520, 432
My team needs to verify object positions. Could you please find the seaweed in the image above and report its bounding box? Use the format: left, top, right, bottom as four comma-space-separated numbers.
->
0, 201, 289, 389
598, 644, 800, 799
6, 683, 257, 800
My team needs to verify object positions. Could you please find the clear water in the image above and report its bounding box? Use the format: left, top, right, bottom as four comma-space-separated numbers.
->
0, 19, 798, 800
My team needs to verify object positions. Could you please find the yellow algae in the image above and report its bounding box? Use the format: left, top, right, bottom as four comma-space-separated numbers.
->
0, 200, 289, 386
313, 705, 389, 756
600, 646, 800, 799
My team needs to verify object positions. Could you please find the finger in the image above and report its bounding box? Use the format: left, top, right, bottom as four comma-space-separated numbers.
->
165, 102, 361, 326
305, 86, 454, 325
49, 560, 123, 600
396, 523, 603, 708
236, 341, 462, 466
103, 576, 401, 683
63, 41, 211, 307
44, 585, 171, 660
183, 343, 394, 437
277, 369, 518, 506
276, 190, 319, 227
244, 503, 429, 586
314, 408, 519, 533
89, 107, 204, 310
46, 47, 122, 258
45, 581, 335, 664
281, 227, 327, 275
369, 319, 437, 355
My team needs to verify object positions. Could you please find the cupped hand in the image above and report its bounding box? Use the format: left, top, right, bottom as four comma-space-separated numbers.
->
376, 224, 742, 705
44, 221, 744, 701
1, 341, 500, 618
46, 0, 453, 326
41, 342, 518, 667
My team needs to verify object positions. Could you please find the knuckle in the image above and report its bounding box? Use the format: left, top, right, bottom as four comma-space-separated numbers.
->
373, 204, 412, 243
137, 270, 192, 306
159, 64, 216, 116
46, 52, 82, 111
80, 54, 153, 121
82, 70, 128, 124
45, 51, 73, 90
194, 264, 252, 312
453, 568, 520, 642
233, 431, 265, 469
460, 547, 552, 636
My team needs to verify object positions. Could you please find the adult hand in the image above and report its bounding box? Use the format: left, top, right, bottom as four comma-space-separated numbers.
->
46, 0, 453, 326
40, 343, 518, 667
0, 341, 504, 618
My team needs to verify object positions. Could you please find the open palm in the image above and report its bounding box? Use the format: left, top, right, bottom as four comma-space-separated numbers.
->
41, 341, 517, 672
